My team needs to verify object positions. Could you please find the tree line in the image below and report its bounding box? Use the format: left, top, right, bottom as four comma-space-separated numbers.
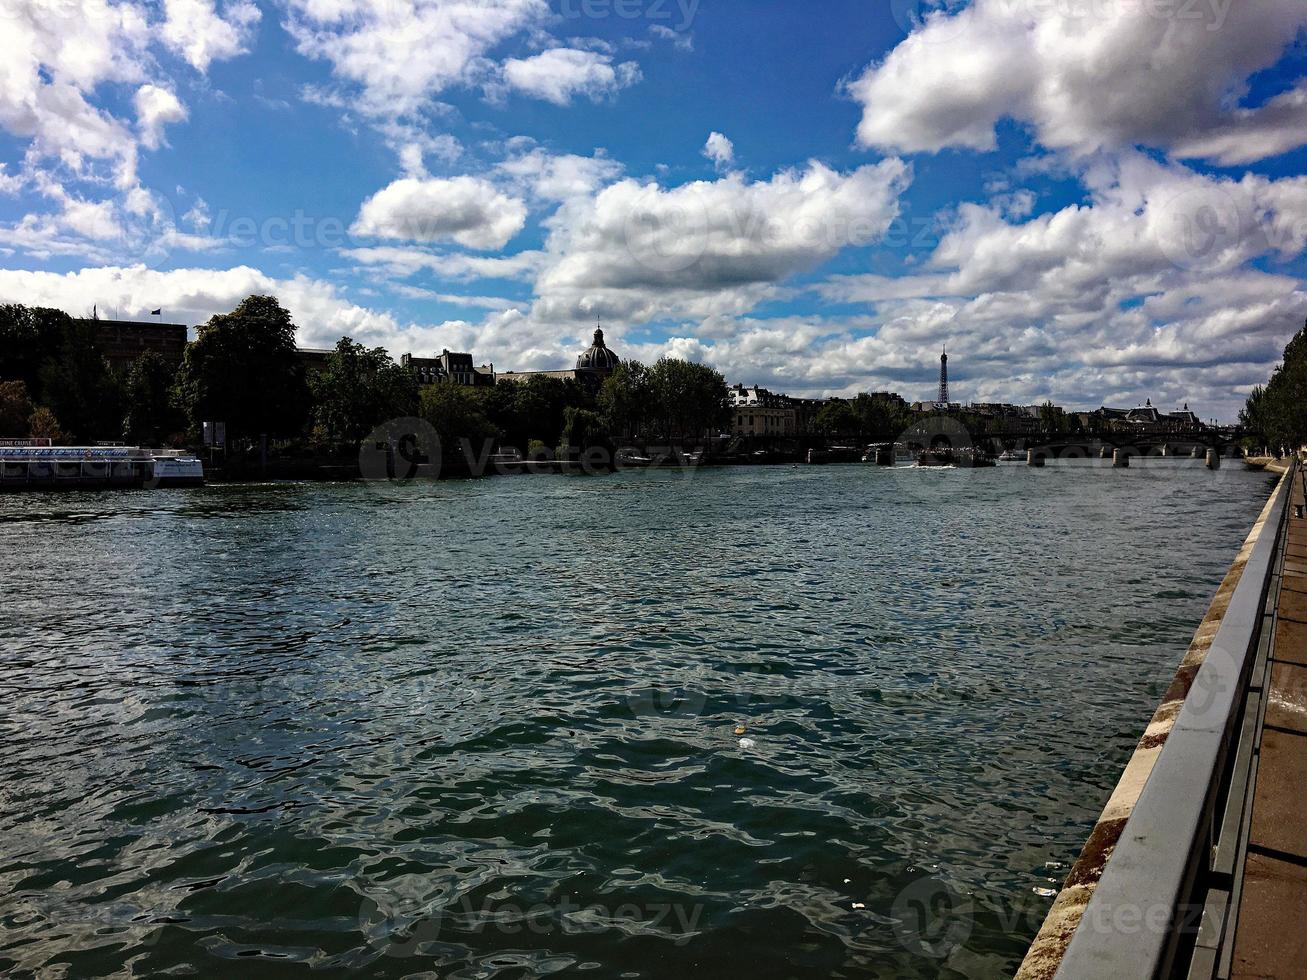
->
1241, 321, 1307, 454
0, 295, 733, 458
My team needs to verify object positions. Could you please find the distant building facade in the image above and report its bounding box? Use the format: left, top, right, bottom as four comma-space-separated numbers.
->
1092, 400, 1208, 436
296, 348, 335, 374
730, 385, 797, 439
77, 318, 187, 370
401, 350, 496, 387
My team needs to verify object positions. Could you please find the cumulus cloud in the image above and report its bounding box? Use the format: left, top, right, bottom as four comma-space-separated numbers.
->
530, 160, 911, 323
283, 0, 548, 117
161, 0, 260, 72
849, 0, 1307, 163
351, 176, 527, 250
134, 84, 187, 150
0, 0, 152, 188
0, 0, 258, 266
496, 149, 624, 202
703, 132, 734, 170
340, 245, 546, 281
0, 263, 448, 352
500, 48, 641, 105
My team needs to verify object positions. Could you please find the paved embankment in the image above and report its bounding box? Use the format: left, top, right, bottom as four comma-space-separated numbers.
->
1225, 463, 1307, 976
1016, 466, 1296, 979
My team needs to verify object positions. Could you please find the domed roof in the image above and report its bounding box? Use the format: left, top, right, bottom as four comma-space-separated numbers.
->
576, 327, 620, 372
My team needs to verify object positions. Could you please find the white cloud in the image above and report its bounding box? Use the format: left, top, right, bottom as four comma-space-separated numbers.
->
161, 0, 260, 72
848, 0, 1307, 163
0, 0, 257, 265
496, 149, 624, 202
0, 0, 152, 188
532, 159, 912, 323
283, 0, 548, 117
649, 24, 693, 52
0, 262, 435, 353
500, 47, 641, 105
703, 132, 734, 170
134, 84, 187, 150
0, 176, 221, 264
351, 176, 527, 250
340, 245, 546, 281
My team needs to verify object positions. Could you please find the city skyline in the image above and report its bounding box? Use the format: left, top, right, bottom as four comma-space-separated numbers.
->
3, 2, 1307, 421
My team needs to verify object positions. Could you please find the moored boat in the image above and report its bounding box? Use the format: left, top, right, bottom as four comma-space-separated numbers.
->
0, 446, 203, 490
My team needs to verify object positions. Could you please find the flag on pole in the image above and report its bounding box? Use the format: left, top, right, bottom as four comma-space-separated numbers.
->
151, 308, 162, 316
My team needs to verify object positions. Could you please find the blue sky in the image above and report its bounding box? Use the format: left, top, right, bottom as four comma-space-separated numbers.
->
2, 0, 1307, 419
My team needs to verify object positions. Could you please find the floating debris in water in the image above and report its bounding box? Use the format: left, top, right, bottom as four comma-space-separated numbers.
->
851, 903, 865, 910
1034, 887, 1058, 898
1044, 861, 1065, 871
734, 725, 747, 736
738, 738, 757, 749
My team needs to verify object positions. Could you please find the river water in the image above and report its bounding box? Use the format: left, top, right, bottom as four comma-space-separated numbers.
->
0, 462, 1275, 978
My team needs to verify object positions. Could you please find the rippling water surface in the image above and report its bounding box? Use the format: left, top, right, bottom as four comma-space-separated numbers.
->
0, 463, 1276, 978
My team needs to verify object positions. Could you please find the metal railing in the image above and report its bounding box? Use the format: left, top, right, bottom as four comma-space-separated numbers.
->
1054, 467, 1293, 978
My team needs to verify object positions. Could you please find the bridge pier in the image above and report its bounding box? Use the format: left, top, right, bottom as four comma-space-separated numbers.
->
1192, 446, 1204, 459
1207, 448, 1221, 470
1100, 446, 1113, 460
1113, 449, 1130, 469
1028, 449, 1045, 468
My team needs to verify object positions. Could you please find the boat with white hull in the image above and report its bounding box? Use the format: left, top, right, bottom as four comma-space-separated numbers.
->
0, 446, 204, 490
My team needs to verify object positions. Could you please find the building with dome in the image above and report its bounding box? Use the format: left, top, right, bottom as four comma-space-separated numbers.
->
574, 327, 621, 375
496, 326, 622, 389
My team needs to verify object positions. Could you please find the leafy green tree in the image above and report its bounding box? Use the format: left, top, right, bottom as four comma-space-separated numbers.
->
815, 399, 858, 440
512, 375, 588, 448
1241, 385, 1267, 449
38, 316, 122, 442
122, 352, 182, 445
310, 337, 418, 445
0, 305, 64, 396
562, 407, 610, 455
848, 394, 912, 442
0, 380, 34, 436
28, 406, 64, 443
418, 384, 500, 459
648, 357, 730, 440
1243, 322, 1307, 452
175, 295, 308, 443
599, 360, 654, 438
1039, 401, 1069, 436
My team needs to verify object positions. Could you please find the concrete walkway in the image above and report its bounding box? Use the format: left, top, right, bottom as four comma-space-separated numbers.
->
1230, 462, 1307, 977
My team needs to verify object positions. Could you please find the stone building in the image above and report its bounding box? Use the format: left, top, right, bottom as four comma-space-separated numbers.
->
401, 350, 496, 387
296, 348, 335, 374
76, 318, 187, 370
729, 385, 797, 439
1093, 400, 1207, 435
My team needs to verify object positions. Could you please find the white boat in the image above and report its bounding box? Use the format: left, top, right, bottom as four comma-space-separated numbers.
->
0, 445, 203, 489
150, 452, 205, 486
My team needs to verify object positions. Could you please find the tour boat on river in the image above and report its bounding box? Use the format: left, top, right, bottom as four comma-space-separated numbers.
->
0, 445, 204, 490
